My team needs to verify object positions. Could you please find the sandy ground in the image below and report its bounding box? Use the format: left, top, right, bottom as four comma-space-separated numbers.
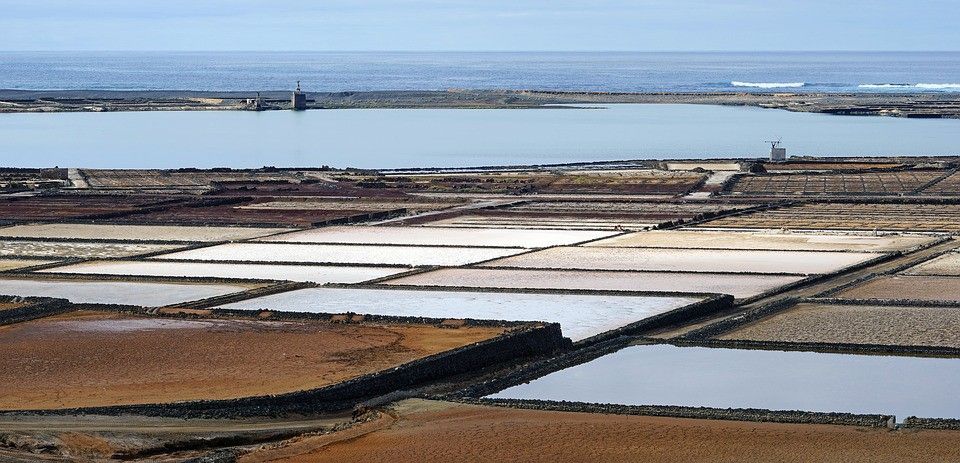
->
837, 275, 960, 301
0, 413, 354, 461
721, 303, 960, 347
239, 399, 960, 463
0, 311, 504, 410
0, 259, 53, 271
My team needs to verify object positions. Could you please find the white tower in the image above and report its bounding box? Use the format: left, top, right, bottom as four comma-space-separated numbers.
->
767, 139, 787, 162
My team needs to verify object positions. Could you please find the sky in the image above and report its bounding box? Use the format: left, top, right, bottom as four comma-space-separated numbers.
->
1, 0, 957, 52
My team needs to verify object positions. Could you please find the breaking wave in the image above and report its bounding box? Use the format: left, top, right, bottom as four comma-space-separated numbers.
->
916, 83, 960, 89
731, 81, 806, 89
859, 83, 960, 90
858, 83, 912, 89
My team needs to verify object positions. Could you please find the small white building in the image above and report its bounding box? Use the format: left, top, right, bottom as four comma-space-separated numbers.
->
768, 140, 787, 162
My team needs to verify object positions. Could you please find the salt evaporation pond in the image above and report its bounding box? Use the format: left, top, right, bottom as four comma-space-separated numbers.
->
484, 247, 877, 275
214, 287, 700, 341
587, 230, 935, 252
0, 278, 248, 306
385, 267, 804, 299
259, 226, 614, 248
40, 260, 406, 284
153, 242, 526, 266
491, 344, 960, 420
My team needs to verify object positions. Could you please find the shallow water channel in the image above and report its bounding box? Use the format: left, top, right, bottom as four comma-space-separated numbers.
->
490, 344, 960, 420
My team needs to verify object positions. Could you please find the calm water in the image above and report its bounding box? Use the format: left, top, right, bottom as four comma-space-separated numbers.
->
1, 51, 959, 92
2, 104, 958, 168
491, 344, 960, 420
214, 287, 698, 342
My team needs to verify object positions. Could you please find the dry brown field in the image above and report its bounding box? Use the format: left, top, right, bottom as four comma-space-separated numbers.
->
919, 170, 960, 195
334, 170, 706, 195
0, 311, 506, 410
698, 203, 960, 232
239, 399, 960, 463
836, 275, 960, 301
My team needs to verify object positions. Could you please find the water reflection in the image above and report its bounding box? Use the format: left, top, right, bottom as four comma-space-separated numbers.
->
491, 344, 960, 420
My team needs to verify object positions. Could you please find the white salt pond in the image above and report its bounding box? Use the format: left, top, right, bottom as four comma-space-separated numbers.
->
483, 247, 877, 275
587, 230, 936, 252
0, 278, 249, 306
153, 242, 526, 266
0, 224, 292, 242
40, 260, 406, 284
424, 215, 657, 231
213, 287, 700, 341
490, 344, 960, 420
384, 267, 804, 299
259, 225, 613, 248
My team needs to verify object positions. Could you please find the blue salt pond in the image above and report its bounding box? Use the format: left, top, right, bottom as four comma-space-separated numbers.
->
490, 344, 960, 420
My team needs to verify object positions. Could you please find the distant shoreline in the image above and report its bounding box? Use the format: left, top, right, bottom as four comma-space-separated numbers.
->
1, 89, 959, 118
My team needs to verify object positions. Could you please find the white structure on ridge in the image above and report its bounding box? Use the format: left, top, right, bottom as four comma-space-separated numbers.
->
767, 139, 787, 162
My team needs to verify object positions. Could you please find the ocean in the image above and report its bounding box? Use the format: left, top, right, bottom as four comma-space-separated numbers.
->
1, 51, 959, 93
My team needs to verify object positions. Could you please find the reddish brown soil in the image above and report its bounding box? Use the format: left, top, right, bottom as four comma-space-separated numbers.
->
0, 312, 504, 410
335, 171, 706, 195
0, 195, 181, 221
110, 204, 378, 227
241, 400, 960, 463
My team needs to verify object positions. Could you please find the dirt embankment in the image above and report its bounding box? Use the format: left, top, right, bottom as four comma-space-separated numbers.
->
239, 399, 960, 463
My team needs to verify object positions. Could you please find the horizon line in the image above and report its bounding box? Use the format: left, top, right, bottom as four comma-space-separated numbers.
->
3, 49, 960, 54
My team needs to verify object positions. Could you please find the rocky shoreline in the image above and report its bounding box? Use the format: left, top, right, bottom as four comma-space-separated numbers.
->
2, 89, 960, 118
